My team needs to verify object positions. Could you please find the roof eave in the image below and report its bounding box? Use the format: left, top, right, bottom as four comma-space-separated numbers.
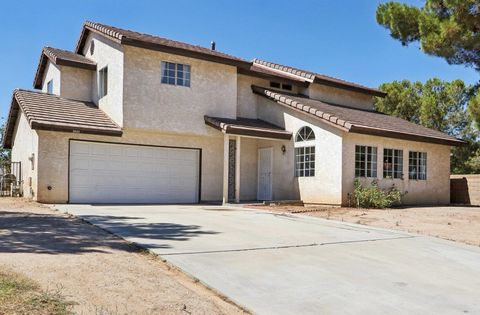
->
349, 125, 465, 147
30, 121, 123, 137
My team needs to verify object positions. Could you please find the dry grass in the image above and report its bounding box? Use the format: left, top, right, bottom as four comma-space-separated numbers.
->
0, 269, 74, 315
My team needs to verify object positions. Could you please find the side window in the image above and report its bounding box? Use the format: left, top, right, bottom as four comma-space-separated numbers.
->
161, 61, 191, 87
295, 126, 315, 177
409, 151, 427, 180
99, 66, 108, 98
355, 145, 377, 178
47, 80, 53, 94
383, 148, 403, 179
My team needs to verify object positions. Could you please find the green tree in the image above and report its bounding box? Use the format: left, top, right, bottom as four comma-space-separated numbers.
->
374, 79, 480, 174
0, 121, 11, 164
376, 0, 480, 70
376, 0, 480, 127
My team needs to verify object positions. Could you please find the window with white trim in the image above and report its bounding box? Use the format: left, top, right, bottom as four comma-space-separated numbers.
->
355, 145, 377, 178
161, 61, 191, 87
409, 151, 427, 180
99, 66, 108, 98
47, 80, 53, 94
294, 126, 315, 177
383, 148, 403, 179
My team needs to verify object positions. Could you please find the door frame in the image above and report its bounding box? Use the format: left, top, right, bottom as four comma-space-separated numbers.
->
257, 147, 273, 201
68, 139, 202, 204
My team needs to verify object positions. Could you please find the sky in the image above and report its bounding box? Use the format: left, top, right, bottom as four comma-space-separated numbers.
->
0, 0, 478, 120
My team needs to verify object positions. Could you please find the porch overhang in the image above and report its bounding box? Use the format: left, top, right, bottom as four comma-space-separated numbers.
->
204, 116, 292, 140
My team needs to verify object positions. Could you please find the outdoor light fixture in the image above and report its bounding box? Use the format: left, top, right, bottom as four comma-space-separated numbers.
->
281, 145, 286, 154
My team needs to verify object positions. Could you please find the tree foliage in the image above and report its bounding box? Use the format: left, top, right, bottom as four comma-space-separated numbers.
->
376, 1, 480, 128
376, 0, 480, 71
374, 79, 480, 174
0, 122, 11, 164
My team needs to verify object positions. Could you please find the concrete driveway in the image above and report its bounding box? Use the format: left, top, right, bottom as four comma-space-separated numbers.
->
56, 204, 480, 315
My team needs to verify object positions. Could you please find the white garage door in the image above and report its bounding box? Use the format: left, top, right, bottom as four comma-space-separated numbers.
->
69, 141, 200, 204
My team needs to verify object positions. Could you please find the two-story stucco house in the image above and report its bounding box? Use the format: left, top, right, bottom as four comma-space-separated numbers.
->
3, 21, 464, 205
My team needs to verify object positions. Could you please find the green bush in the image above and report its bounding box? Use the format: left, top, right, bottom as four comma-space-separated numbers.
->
352, 179, 402, 208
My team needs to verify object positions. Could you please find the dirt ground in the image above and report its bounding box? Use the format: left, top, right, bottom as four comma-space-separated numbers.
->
0, 198, 246, 315
248, 204, 480, 247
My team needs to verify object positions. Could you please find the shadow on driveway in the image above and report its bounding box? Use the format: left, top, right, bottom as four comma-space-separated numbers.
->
0, 211, 218, 254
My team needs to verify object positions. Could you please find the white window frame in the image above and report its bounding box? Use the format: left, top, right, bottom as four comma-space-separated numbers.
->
294, 126, 315, 177
383, 148, 403, 179
161, 61, 191, 87
409, 151, 427, 180
355, 145, 377, 178
98, 66, 108, 98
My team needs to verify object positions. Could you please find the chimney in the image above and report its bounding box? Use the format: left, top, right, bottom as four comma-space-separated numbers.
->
211, 41, 216, 51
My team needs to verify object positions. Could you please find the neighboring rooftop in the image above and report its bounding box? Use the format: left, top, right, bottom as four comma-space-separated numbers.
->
252, 85, 464, 146
33, 47, 97, 89
3, 89, 122, 148
204, 116, 292, 140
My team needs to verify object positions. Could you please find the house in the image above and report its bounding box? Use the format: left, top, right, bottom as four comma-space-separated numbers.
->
2, 21, 464, 205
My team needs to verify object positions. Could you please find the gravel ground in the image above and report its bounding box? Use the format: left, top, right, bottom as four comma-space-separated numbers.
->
0, 198, 246, 315
247, 204, 480, 247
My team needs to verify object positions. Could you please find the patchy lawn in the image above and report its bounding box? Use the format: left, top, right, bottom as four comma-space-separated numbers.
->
0, 198, 246, 314
0, 269, 73, 315
248, 204, 480, 247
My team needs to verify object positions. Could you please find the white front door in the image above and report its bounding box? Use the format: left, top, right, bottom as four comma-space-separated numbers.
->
69, 141, 200, 204
257, 147, 273, 201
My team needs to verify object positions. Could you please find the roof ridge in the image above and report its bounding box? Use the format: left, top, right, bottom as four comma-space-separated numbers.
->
253, 58, 385, 96
83, 21, 249, 63
14, 88, 97, 104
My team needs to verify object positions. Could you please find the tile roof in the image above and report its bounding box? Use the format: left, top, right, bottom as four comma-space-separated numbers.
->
33, 47, 96, 89
238, 64, 308, 85
253, 59, 386, 97
252, 85, 465, 146
76, 21, 250, 67
3, 89, 122, 148
204, 116, 292, 140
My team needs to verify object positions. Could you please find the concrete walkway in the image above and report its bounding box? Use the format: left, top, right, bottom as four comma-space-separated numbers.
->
56, 204, 480, 315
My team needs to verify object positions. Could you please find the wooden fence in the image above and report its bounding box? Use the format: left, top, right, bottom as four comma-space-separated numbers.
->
450, 174, 480, 206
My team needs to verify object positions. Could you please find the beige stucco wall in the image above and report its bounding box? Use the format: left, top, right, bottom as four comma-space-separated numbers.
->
34, 129, 243, 203
11, 113, 38, 199
60, 66, 93, 101
342, 133, 451, 205
303, 84, 374, 110
256, 95, 344, 204
122, 46, 237, 135
41, 62, 61, 95
82, 32, 124, 127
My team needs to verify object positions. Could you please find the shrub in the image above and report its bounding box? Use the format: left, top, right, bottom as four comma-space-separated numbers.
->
353, 179, 402, 208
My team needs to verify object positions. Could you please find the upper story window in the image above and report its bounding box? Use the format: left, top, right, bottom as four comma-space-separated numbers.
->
270, 81, 292, 91
355, 145, 377, 178
295, 126, 315, 177
409, 151, 427, 180
99, 66, 108, 98
47, 80, 53, 94
383, 148, 403, 179
161, 61, 191, 87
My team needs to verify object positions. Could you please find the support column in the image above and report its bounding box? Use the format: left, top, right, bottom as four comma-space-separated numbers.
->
235, 136, 241, 203
222, 134, 229, 205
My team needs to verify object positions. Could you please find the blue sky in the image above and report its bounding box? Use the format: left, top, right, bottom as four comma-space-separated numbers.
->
0, 0, 478, 120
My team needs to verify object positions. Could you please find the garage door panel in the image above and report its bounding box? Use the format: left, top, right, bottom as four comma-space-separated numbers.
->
69, 141, 199, 204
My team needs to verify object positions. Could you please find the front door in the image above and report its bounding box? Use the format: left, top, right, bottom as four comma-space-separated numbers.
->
257, 147, 273, 201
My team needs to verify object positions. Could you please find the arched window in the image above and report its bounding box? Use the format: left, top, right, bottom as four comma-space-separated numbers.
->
294, 126, 315, 177
295, 126, 315, 142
